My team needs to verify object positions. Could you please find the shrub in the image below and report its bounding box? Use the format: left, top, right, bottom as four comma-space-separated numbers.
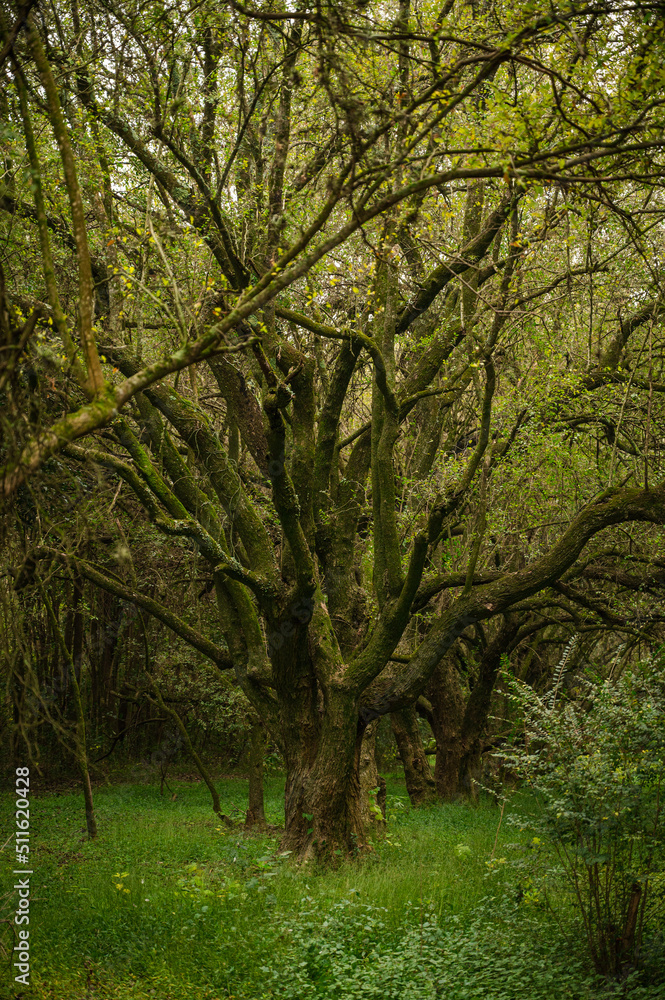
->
499, 660, 665, 979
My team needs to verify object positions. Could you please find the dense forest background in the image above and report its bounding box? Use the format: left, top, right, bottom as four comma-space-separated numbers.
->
1, 0, 665, 994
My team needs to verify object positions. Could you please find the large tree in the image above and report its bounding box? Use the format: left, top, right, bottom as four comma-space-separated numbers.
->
3, 0, 665, 856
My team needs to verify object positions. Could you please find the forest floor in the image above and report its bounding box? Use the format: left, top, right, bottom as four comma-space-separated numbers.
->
2, 773, 664, 1000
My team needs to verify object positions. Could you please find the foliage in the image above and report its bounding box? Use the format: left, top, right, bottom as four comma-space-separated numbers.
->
264, 893, 617, 1000
5, 773, 659, 1000
499, 661, 665, 979
4, 0, 665, 856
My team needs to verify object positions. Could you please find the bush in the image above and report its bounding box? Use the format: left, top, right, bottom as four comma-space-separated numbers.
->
500, 660, 665, 980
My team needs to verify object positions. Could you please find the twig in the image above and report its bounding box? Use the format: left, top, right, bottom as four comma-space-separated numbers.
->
490, 797, 506, 860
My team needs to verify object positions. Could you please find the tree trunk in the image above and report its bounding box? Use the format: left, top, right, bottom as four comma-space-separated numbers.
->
391, 705, 437, 805
359, 719, 386, 828
434, 736, 466, 800
427, 659, 466, 800
71, 673, 98, 838
279, 687, 368, 860
433, 728, 485, 800
41, 584, 98, 837
245, 719, 266, 829
79, 754, 98, 839
428, 619, 518, 799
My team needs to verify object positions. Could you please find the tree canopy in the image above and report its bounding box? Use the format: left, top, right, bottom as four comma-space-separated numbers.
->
2, 0, 665, 857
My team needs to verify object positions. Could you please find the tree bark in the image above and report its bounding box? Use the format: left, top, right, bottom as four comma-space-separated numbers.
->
359, 719, 386, 828
391, 705, 436, 805
426, 619, 519, 799
245, 719, 266, 829
426, 659, 466, 800
279, 686, 368, 860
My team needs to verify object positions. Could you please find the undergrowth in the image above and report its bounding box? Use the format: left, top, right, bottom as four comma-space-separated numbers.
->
1, 774, 664, 999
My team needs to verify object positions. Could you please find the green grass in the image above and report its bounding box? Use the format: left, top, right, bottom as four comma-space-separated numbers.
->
1, 774, 663, 999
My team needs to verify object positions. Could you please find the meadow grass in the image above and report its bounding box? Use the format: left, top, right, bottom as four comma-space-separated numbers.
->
2, 773, 662, 999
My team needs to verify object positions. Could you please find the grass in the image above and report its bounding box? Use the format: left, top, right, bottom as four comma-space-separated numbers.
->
1, 773, 663, 999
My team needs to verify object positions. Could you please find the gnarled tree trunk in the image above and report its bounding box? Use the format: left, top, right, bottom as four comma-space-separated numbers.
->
426, 659, 466, 799
279, 685, 367, 859
427, 618, 519, 799
391, 705, 436, 805
359, 719, 386, 828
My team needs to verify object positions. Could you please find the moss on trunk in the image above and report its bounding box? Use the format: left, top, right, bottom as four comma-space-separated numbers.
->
391, 706, 437, 806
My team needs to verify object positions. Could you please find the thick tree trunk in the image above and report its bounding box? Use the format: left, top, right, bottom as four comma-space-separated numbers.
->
391, 705, 437, 805
427, 659, 466, 800
428, 619, 518, 799
434, 737, 468, 800
245, 719, 266, 829
279, 687, 369, 860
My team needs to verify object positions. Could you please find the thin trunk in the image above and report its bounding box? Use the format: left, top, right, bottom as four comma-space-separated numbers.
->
25, 16, 104, 395
619, 882, 642, 969
151, 685, 233, 826
359, 719, 386, 828
40, 585, 97, 838
245, 719, 266, 829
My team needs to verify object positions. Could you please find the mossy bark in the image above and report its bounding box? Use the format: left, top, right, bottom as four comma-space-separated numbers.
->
427, 620, 519, 799
279, 685, 367, 860
426, 660, 467, 800
391, 706, 437, 806
359, 720, 386, 828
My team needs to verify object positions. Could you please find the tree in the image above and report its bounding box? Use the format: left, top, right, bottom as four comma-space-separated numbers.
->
2, 0, 665, 858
